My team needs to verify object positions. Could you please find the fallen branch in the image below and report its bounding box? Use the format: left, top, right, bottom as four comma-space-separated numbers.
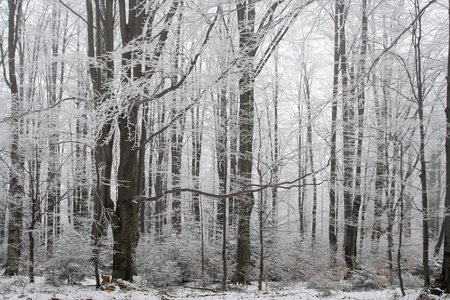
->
183, 285, 221, 293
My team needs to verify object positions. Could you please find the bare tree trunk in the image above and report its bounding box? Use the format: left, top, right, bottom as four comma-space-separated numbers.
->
170, 12, 184, 235
192, 103, 203, 223
232, 1, 256, 284
216, 85, 227, 231
429, 154, 441, 237
46, 3, 63, 255
413, 0, 430, 285
113, 104, 140, 281
441, 0, 450, 290
434, 219, 445, 257
112, 0, 150, 281
155, 104, 167, 239
335, 0, 358, 274
328, 0, 340, 265
352, 0, 368, 259
398, 146, 406, 296
28, 146, 40, 283
257, 152, 265, 291
387, 145, 399, 285
297, 98, 305, 240
304, 68, 317, 246
5, 0, 24, 277
271, 50, 279, 227
74, 105, 89, 231
138, 108, 148, 234
86, 0, 115, 287
170, 112, 184, 235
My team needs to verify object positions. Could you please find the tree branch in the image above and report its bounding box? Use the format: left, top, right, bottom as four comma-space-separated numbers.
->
138, 158, 330, 203
59, 0, 91, 26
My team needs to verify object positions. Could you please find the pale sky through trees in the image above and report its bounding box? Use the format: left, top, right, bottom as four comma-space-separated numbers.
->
0, 0, 448, 298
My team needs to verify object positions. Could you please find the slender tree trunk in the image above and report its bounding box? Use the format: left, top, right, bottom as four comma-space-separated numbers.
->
441, 0, 450, 290
305, 75, 317, 246
138, 109, 147, 233
352, 0, 368, 260
298, 93, 305, 240
28, 147, 40, 283
170, 115, 183, 235
271, 50, 279, 227
170, 15, 184, 235
258, 165, 265, 291
74, 107, 89, 231
387, 145, 399, 285
413, 1, 430, 284
47, 4, 63, 254
192, 103, 203, 223
398, 146, 406, 296
216, 86, 227, 231
328, 0, 340, 265
155, 105, 167, 239
434, 219, 445, 257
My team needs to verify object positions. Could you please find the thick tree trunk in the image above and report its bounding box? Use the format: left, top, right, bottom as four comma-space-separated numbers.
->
232, 85, 255, 284
5, 0, 24, 277
113, 0, 148, 280
232, 1, 256, 284
86, 0, 115, 287
112, 105, 140, 281
336, 0, 358, 273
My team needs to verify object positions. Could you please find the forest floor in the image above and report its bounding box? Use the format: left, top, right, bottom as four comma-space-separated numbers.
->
0, 276, 435, 300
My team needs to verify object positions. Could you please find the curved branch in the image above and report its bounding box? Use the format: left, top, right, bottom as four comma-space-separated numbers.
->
138, 158, 330, 203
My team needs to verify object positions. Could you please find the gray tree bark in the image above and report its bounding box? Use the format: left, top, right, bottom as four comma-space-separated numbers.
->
5, 0, 24, 277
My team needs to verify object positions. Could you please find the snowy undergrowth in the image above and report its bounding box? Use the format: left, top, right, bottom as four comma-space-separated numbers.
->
0, 276, 424, 299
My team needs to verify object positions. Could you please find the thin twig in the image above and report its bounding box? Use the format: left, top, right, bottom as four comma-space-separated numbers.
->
58, 0, 91, 26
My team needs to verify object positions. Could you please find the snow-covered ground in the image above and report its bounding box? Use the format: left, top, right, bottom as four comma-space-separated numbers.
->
0, 276, 428, 299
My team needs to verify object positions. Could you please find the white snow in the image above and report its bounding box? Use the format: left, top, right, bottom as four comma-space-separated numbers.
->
0, 276, 425, 299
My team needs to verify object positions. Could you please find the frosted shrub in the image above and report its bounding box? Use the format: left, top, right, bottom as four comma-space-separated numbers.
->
44, 229, 92, 285
140, 258, 183, 287
342, 266, 387, 291
265, 237, 330, 282
137, 232, 222, 287
401, 273, 423, 289
264, 240, 302, 282
411, 257, 442, 279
